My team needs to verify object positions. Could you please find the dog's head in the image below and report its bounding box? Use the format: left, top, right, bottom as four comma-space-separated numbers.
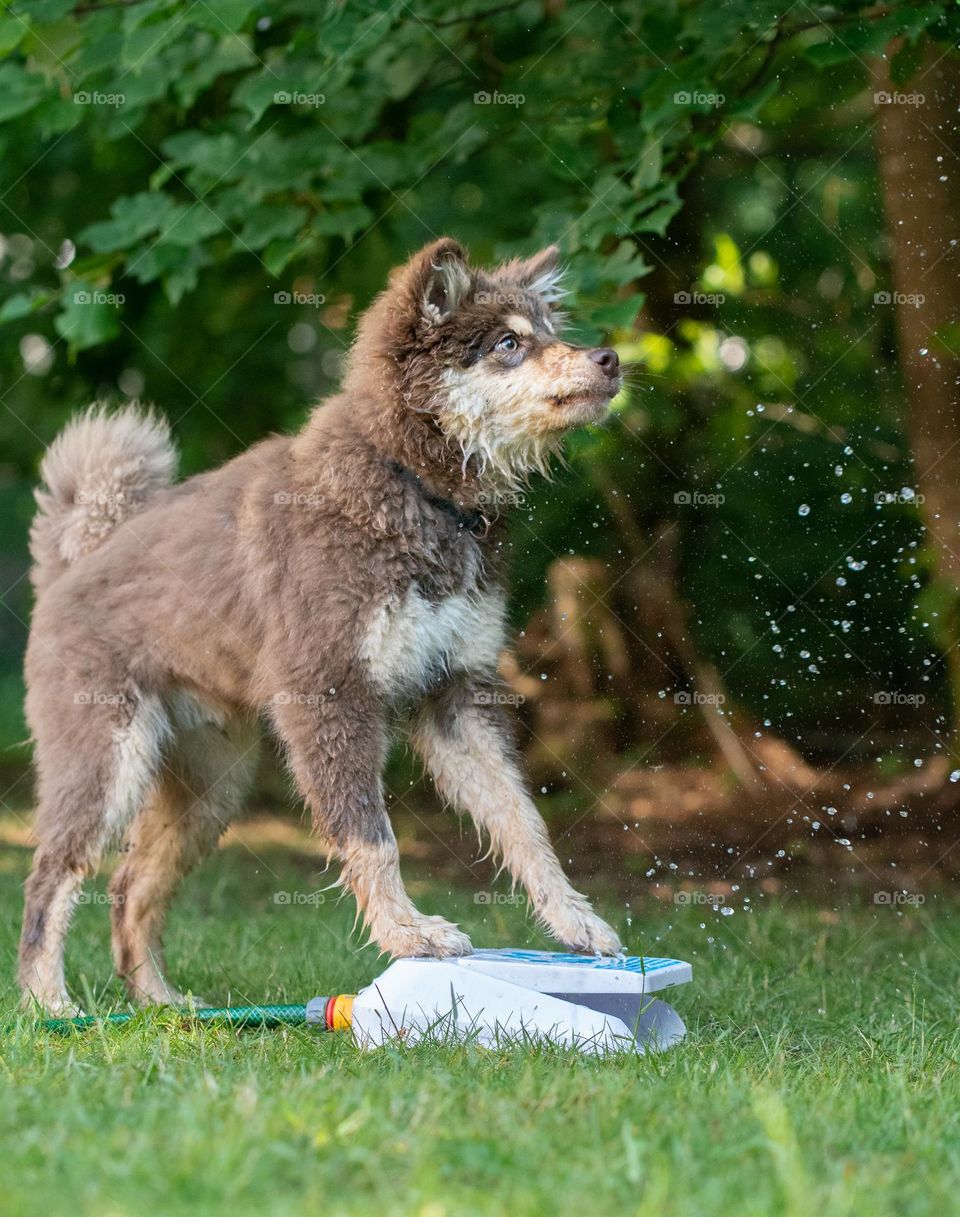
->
347, 238, 622, 481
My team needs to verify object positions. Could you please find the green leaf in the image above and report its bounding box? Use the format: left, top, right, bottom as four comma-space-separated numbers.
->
262, 235, 316, 276
803, 38, 855, 68
69, 28, 124, 76
0, 290, 52, 324
310, 203, 375, 243
80, 192, 179, 254
0, 64, 48, 123
590, 294, 645, 331
53, 281, 121, 351
115, 239, 210, 300
157, 202, 226, 248
631, 142, 663, 193
191, 0, 255, 35
636, 199, 681, 237
162, 245, 211, 304
382, 50, 427, 101
116, 65, 171, 110
160, 130, 242, 184
172, 33, 256, 108
0, 15, 27, 56
232, 67, 288, 126
21, 0, 75, 19
120, 13, 188, 71
122, 0, 181, 34
236, 204, 308, 250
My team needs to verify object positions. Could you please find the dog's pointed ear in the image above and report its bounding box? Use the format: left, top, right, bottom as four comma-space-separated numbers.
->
512, 244, 565, 303
396, 237, 472, 325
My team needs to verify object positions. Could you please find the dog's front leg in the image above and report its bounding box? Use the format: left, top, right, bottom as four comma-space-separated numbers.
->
272, 684, 471, 959
411, 680, 622, 955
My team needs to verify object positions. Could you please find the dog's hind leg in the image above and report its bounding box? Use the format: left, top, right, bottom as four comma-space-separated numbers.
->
109, 770, 218, 1006
19, 850, 97, 1017
19, 689, 169, 1016
110, 710, 259, 1006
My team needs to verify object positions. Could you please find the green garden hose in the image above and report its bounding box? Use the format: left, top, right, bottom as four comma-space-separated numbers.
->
39, 994, 355, 1035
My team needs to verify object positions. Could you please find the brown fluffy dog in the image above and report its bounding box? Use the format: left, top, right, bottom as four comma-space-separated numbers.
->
20, 238, 623, 1014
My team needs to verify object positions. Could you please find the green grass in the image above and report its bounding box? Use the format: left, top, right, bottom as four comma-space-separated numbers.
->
1, 819, 958, 1217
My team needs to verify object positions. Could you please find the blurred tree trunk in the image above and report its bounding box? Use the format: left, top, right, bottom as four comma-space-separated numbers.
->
874, 41, 960, 739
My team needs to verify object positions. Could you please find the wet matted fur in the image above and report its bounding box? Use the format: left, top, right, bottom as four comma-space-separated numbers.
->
19, 238, 624, 1014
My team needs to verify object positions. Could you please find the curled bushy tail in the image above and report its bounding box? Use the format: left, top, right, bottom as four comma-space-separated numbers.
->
30, 403, 177, 592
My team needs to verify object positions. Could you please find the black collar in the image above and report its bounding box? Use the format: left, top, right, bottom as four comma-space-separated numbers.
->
387, 459, 487, 535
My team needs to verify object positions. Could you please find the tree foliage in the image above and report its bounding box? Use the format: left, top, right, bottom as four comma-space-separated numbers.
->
1, 0, 951, 346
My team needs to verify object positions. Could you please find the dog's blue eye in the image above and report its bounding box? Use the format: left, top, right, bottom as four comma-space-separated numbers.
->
496, 334, 519, 353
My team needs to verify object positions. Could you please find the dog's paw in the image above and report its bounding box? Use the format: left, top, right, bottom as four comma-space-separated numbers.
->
382, 914, 473, 959
541, 896, 623, 956
126, 979, 211, 1009
155, 989, 212, 1011
36, 995, 86, 1020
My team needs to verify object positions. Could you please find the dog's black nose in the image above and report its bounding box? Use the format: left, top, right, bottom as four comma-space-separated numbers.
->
589, 347, 620, 376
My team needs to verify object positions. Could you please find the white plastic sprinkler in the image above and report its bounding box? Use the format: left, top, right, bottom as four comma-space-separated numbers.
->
325, 949, 692, 1056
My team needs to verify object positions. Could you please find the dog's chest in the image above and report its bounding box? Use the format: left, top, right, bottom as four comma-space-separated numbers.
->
360, 582, 506, 698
